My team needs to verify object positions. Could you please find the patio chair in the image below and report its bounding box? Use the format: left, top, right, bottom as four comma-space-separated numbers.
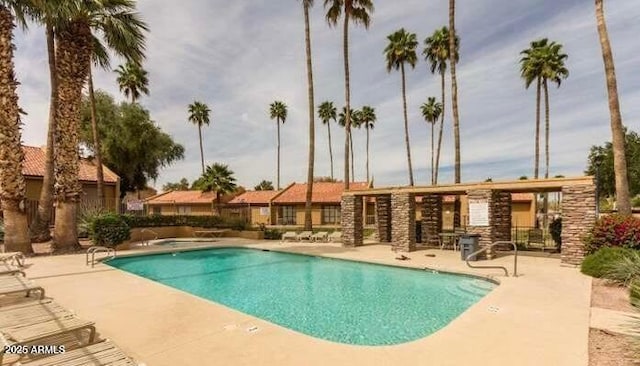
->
0, 300, 73, 328
16, 340, 138, 366
0, 316, 96, 363
296, 231, 313, 241
281, 231, 298, 242
310, 232, 329, 242
526, 228, 545, 250
327, 231, 342, 243
0, 276, 45, 300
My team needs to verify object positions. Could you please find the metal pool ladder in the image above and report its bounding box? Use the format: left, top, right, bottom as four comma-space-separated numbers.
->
465, 241, 518, 277
140, 228, 158, 246
86, 246, 116, 268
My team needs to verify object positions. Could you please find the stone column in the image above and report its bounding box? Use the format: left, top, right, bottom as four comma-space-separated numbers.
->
391, 192, 416, 252
341, 195, 363, 247
421, 195, 443, 246
466, 190, 492, 259
561, 184, 596, 265
375, 195, 391, 242
492, 190, 512, 248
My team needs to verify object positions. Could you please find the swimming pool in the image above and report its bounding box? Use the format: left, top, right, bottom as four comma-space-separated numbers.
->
107, 247, 496, 345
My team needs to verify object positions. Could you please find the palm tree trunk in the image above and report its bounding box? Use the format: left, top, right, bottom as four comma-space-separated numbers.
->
303, 2, 315, 231
0, 6, 31, 253
431, 121, 435, 185
88, 67, 105, 208
534, 77, 541, 179
277, 118, 281, 190
401, 63, 414, 186
350, 132, 354, 182
366, 125, 370, 183
343, 11, 351, 190
198, 124, 205, 175
434, 71, 446, 184
31, 23, 57, 243
53, 20, 92, 250
328, 122, 334, 179
449, 0, 461, 185
595, 0, 631, 216
543, 78, 550, 229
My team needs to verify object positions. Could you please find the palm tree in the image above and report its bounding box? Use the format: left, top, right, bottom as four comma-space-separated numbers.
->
115, 61, 149, 104
424, 26, 458, 184
595, 0, 631, 215
301, 0, 316, 231
53, 0, 147, 249
324, 0, 374, 190
338, 106, 359, 181
196, 163, 237, 215
318, 101, 337, 179
254, 180, 274, 191
421, 97, 443, 185
519, 39, 545, 180
0, 1, 31, 253
188, 101, 211, 175
449, 0, 461, 186
359, 106, 376, 183
269, 101, 287, 190
385, 28, 418, 186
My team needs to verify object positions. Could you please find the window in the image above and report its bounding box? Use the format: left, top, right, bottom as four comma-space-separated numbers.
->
280, 206, 296, 225
152, 206, 161, 215
322, 206, 341, 225
177, 205, 191, 215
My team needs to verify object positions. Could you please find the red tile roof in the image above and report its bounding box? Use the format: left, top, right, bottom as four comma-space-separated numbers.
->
145, 190, 219, 205
272, 182, 369, 204
23, 145, 119, 183
229, 190, 280, 205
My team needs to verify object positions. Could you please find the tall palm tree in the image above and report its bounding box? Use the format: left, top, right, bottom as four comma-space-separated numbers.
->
338, 106, 359, 181
196, 163, 237, 215
324, 0, 374, 190
115, 61, 149, 104
421, 97, 443, 185
595, 0, 631, 215
269, 101, 287, 190
301, 0, 316, 231
0, 1, 31, 253
318, 101, 337, 179
187, 101, 211, 175
359, 105, 376, 183
449, 0, 462, 228
423, 26, 458, 184
385, 28, 418, 186
53, 0, 147, 249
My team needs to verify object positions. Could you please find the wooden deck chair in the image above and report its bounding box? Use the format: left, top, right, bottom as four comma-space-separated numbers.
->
0, 276, 44, 300
296, 231, 313, 241
0, 300, 73, 328
310, 232, 328, 242
16, 340, 138, 366
0, 316, 96, 363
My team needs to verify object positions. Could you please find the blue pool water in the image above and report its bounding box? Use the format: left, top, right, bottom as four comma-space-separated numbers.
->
107, 247, 496, 345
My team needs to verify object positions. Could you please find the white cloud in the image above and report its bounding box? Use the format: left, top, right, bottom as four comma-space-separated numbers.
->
16, 0, 640, 191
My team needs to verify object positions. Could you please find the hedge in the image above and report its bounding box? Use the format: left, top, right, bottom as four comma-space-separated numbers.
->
120, 214, 248, 231
584, 214, 640, 253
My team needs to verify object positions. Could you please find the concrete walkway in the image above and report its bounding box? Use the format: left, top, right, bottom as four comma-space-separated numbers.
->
20, 240, 591, 366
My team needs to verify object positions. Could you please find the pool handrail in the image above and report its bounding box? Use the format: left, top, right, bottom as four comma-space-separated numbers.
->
465, 241, 517, 277
140, 228, 158, 246
86, 246, 116, 267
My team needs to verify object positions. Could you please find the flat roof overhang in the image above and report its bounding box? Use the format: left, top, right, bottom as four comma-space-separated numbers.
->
342, 176, 594, 196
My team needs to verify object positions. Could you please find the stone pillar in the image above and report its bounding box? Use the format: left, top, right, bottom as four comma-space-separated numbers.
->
341, 195, 363, 247
465, 190, 512, 259
561, 184, 596, 265
453, 196, 462, 229
375, 195, 391, 242
492, 190, 512, 247
391, 192, 416, 252
421, 195, 443, 246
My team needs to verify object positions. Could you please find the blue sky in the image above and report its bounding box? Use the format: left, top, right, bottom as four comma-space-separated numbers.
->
16, 0, 640, 191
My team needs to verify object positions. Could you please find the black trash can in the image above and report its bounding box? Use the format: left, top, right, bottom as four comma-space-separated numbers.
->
415, 221, 422, 243
460, 234, 480, 261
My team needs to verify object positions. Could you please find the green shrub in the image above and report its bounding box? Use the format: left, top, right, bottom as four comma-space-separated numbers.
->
264, 229, 282, 240
89, 213, 131, 248
581, 247, 636, 278
584, 214, 640, 253
119, 214, 243, 229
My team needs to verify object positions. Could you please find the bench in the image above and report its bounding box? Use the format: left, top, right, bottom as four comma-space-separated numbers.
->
194, 229, 230, 238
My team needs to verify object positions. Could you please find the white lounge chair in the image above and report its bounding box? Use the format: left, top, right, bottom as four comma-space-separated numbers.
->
0, 252, 25, 268
0, 276, 45, 300
16, 340, 137, 366
296, 231, 313, 241
327, 231, 342, 242
310, 232, 329, 242
281, 231, 297, 242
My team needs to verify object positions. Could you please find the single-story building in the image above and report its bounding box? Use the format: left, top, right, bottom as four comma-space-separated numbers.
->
228, 190, 281, 225
23, 145, 121, 218
144, 190, 244, 217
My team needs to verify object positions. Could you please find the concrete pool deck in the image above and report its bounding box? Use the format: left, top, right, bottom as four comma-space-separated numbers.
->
21, 240, 591, 366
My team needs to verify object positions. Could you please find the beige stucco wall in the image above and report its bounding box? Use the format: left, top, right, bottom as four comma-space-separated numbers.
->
250, 206, 271, 225
26, 177, 118, 209
152, 203, 213, 216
